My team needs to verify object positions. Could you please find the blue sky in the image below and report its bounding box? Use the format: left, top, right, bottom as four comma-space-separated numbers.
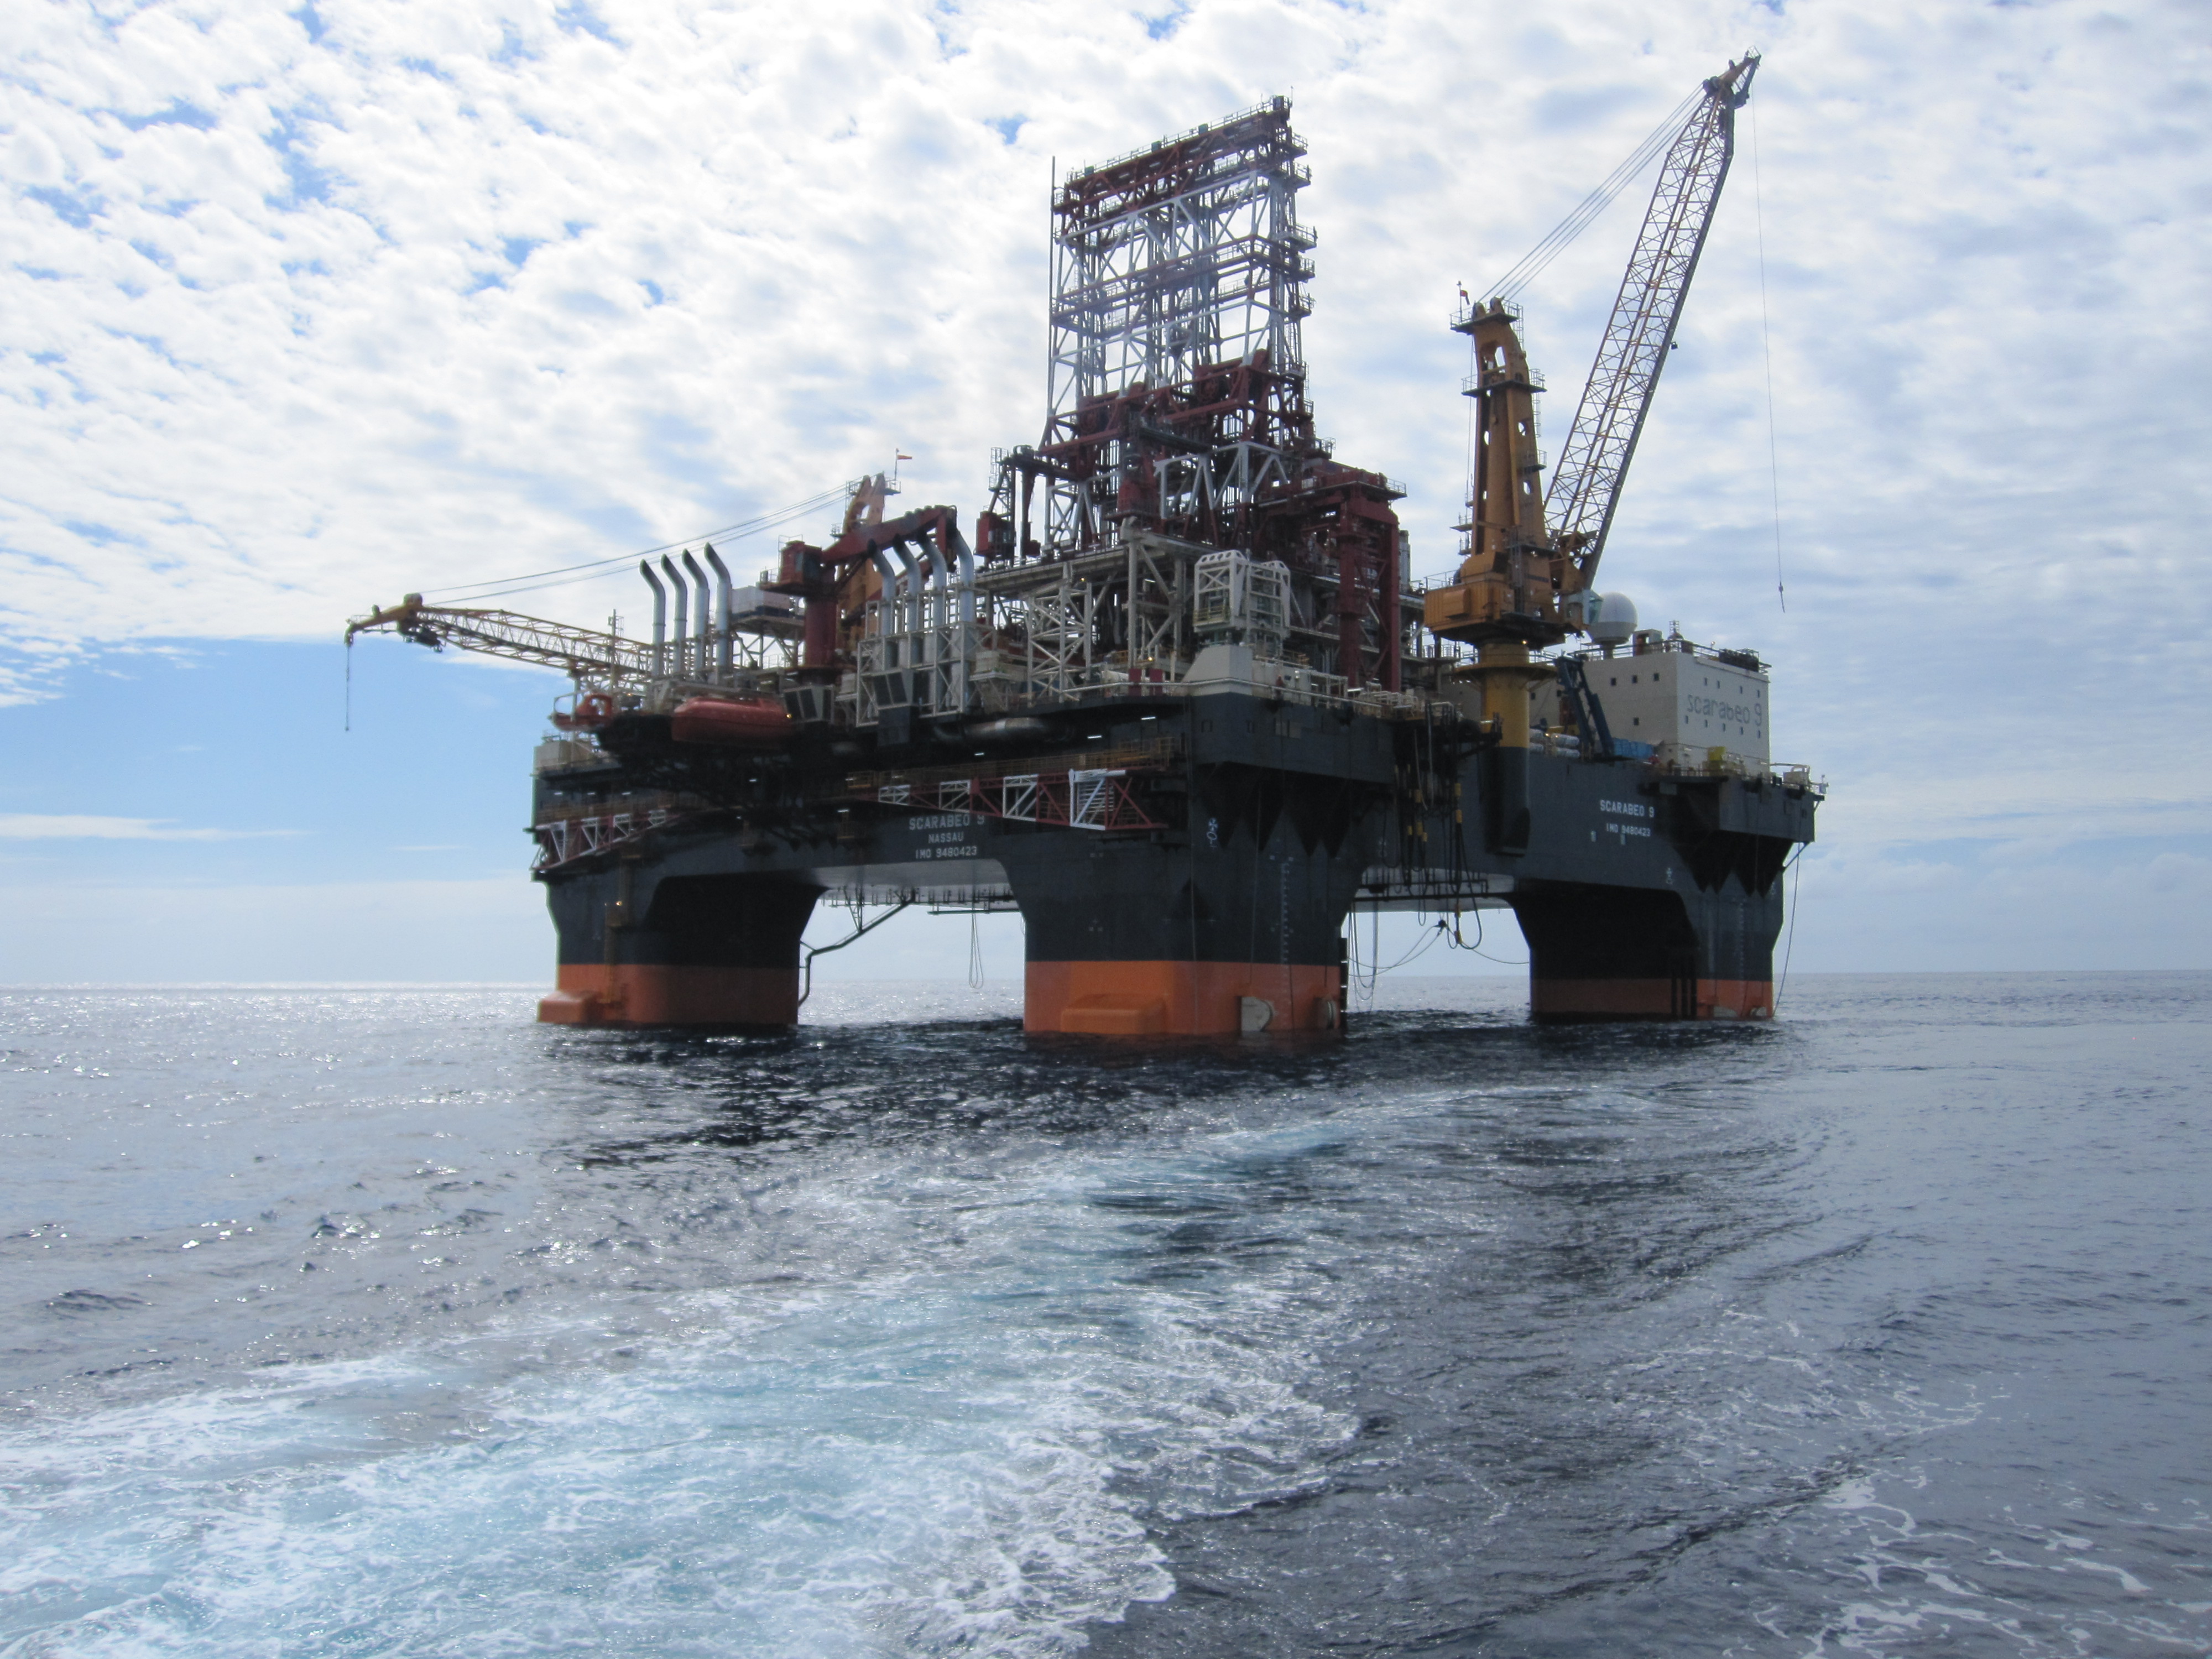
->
0, 641, 547, 980
4, 0, 2208, 984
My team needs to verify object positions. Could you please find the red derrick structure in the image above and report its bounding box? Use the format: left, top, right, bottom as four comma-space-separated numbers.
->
981, 98, 1408, 696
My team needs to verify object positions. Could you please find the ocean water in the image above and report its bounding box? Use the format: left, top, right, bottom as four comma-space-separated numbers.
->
1, 973, 2206, 1657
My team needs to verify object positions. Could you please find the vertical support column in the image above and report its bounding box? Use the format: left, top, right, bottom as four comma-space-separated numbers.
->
1476, 639, 1535, 854
539, 868, 824, 1028
1514, 878, 1781, 1021
1001, 770, 1366, 1036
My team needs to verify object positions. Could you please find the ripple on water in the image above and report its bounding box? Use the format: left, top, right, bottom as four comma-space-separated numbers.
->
2, 973, 2209, 1657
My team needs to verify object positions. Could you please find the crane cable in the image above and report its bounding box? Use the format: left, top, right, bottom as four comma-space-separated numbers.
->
416, 479, 862, 607
1480, 84, 1704, 304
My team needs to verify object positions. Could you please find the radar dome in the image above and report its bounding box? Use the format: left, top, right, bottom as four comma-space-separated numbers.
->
1587, 592, 1637, 647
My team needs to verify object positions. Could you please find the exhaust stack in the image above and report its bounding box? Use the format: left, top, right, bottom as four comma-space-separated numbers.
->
681, 550, 713, 684
660, 555, 688, 680
702, 543, 735, 677
639, 560, 667, 679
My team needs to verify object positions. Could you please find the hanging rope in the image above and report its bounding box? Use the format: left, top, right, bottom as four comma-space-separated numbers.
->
1776, 847, 1803, 1012
1445, 906, 1529, 967
1349, 911, 1468, 989
1345, 902, 1381, 1010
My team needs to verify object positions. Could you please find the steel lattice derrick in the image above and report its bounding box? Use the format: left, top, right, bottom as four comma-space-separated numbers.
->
1041, 98, 1316, 559
1054, 100, 1310, 225
1049, 235, 1314, 382
977, 97, 1408, 691
1544, 54, 1759, 587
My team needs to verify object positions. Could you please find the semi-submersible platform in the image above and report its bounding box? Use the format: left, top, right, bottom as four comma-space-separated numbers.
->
350, 56, 1819, 1036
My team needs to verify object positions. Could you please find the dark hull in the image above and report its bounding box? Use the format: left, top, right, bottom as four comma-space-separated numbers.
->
530, 691, 1815, 1032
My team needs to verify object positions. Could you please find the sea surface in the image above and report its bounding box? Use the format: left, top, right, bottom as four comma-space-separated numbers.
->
1, 973, 2206, 1657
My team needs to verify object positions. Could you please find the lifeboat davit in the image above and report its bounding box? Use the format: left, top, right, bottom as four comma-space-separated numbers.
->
670, 697, 791, 748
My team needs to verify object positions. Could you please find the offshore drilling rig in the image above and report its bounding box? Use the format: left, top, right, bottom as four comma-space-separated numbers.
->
349, 55, 1818, 1034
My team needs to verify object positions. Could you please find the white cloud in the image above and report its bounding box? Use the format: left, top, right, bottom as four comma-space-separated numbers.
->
3, 0, 2208, 875
0, 813, 297, 841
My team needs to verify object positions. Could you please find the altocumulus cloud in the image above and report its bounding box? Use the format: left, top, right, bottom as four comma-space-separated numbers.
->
3, 0, 2209, 970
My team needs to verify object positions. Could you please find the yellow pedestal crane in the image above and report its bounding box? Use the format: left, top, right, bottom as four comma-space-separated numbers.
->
1423, 52, 1760, 816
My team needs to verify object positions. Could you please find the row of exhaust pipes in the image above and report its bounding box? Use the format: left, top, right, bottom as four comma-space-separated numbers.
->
637, 544, 734, 682
633, 526, 976, 693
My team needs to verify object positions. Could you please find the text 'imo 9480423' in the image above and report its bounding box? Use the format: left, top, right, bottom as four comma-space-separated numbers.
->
347, 55, 1820, 1035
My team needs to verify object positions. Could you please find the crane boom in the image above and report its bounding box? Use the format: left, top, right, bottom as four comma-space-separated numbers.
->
1546, 53, 1759, 588
346, 586, 807, 693
346, 596, 657, 686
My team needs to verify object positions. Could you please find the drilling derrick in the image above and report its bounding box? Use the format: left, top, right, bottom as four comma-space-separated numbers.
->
983, 99, 1406, 697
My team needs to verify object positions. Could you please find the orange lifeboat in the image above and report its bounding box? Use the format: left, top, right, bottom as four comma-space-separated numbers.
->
670, 697, 791, 748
